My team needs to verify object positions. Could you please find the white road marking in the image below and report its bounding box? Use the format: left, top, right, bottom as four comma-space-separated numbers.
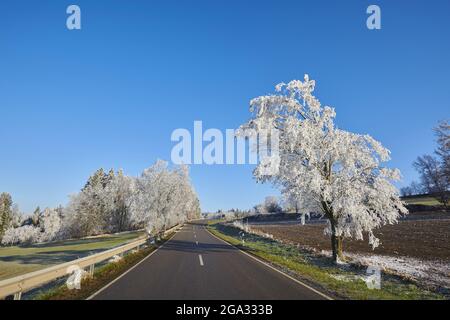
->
205, 227, 333, 300
198, 254, 204, 266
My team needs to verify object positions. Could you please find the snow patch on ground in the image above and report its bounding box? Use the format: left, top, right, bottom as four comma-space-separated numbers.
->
319, 249, 450, 289
348, 252, 450, 289
108, 255, 123, 263
232, 221, 450, 290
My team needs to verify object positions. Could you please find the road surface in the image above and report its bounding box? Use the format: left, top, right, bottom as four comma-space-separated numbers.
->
91, 222, 329, 300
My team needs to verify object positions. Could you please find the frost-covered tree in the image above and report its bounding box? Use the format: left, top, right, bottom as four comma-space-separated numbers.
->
0, 193, 14, 241
435, 120, 450, 179
82, 168, 109, 191
412, 121, 449, 207
10, 205, 23, 228
253, 196, 282, 214
264, 196, 282, 213
104, 169, 135, 233
131, 160, 165, 233
414, 155, 449, 207
169, 164, 201, 223
2, 163, 200, 245
39, 208, 62, 242
283, 193, 302, 213
32, 206, 41, 226
64, 186, 106, 237
21, 206, 41, 227
239, 74, 407, 262
188, 194, 201, 220
1, 225, 41, 246
400, 181, 423, 197
2, 207, 62, 245
131, 160, 200, 237
436, 123, 450, 206
64, 170, 111, 237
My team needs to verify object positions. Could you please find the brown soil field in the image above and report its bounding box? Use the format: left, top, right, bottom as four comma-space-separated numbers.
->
251, 219, 450, 262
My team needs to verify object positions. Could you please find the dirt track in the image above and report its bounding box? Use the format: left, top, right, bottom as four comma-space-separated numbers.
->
251, 219, 450, 262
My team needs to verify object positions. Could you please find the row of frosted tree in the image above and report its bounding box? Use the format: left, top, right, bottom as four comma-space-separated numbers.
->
0, 160, 201, 246
401, 121, 450, 207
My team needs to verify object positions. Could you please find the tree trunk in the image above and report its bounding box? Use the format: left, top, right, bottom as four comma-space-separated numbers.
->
330, 220, 344, 263
441, 196, 448, 209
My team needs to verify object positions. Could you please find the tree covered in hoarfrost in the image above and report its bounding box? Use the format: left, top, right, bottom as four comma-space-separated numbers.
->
131, 160, 200, 238
253, 196, 282, 214
103, 170, 136, 233
131, 161, 165, 234
63, 168, 136, 237
413, 120, 449, 207
64, 180, 109, 238
1, 225, 42, 245
38, 208, 62, 242
0, 193, 14, 241
1, 207, 62, 245
239, 74, 408, 262
2, 162, 200, 246
263, 196, 282, 213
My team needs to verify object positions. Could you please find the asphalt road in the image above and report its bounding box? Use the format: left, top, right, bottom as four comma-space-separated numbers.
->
91, 222, 329, 300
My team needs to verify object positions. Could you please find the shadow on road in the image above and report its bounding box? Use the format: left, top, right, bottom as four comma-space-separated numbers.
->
160, 239, 238, 254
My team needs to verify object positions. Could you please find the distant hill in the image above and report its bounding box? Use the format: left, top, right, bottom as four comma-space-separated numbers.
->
401, 194, 443, 206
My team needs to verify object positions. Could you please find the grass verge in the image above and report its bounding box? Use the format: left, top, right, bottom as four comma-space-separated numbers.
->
0, 231, 145, 281
35, 234, 172, 300
208, 222, 445, 300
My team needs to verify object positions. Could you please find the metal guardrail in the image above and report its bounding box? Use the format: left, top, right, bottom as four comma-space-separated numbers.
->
0, 224, 181, 300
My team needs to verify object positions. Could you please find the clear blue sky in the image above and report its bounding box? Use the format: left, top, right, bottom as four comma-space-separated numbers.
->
0, 0, 449, 213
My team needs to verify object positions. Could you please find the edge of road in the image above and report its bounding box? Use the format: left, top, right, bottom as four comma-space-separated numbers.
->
204, 225, 334, 300
87, 222, 333, 300
86, 228, 181, 300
